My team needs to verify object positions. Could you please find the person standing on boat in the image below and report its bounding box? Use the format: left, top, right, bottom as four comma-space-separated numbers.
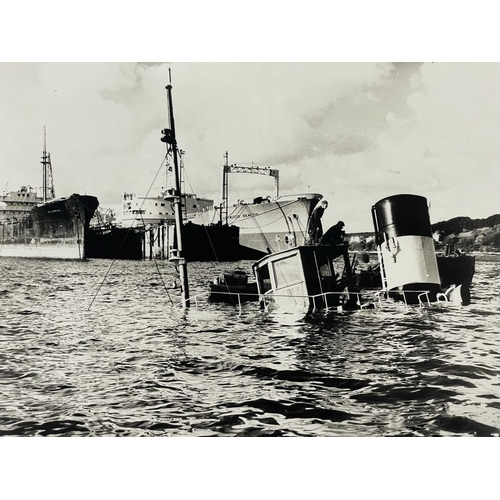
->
320, 220, 345, 245
306, 199, 328, 245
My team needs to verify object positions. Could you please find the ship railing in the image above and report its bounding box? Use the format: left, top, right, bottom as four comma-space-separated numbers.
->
375, 288, 461, 308
417, 291, 431, 307
309, 291, 363, 311
295, 288, 460, 310
259, 290, 366, 312
172, 295, 200, 309
171, 287, 461, 312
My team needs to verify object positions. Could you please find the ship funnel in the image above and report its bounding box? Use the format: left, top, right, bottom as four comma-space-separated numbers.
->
372, 194, 441, 302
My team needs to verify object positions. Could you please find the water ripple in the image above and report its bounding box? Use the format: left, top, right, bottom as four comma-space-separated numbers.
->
0, 256, 499, 436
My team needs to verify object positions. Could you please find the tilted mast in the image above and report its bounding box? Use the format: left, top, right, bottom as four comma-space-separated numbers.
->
161, 70, 190, 307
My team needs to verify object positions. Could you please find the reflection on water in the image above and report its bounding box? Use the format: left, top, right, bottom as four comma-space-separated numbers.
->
0, 255, 499, 436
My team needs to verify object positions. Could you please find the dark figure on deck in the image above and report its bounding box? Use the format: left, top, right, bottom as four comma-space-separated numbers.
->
320, 220, 345, 245
306, 199, 328, 245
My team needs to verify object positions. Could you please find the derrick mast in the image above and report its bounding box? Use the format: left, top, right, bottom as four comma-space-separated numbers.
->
41, 127, 55, 202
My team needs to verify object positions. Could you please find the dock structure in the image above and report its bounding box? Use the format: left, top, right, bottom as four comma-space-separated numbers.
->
89, 217, 240, 262
122, 219, 240, 262
143, 222, 175, 260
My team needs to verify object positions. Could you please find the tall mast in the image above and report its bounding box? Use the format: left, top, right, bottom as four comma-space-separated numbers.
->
161, 70, 190, 307
41, 126, 55, 202
42, 126, 48, 203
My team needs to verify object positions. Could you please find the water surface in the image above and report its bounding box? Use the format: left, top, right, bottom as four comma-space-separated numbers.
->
0, 255, 499, 436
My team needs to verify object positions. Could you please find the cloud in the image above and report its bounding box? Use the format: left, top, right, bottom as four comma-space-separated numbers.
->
166, 62, 397, 217
369, 62, 500, 225
0, 62, 498, 232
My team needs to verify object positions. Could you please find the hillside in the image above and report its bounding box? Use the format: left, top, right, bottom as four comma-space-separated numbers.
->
346, 214, 500, 253
432, 214, 500, 236
432, 215, 500, 253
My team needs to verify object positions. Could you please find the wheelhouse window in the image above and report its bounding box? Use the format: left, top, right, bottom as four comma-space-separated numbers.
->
314, 252, 341, 282
315, 253, 334, 277
273, 254, 303, 288
257, 263, 272, 293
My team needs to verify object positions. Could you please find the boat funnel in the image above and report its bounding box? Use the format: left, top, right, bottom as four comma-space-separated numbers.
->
372, 194, 441, 301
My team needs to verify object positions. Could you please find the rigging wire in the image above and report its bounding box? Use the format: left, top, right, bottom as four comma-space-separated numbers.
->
181, 165, 241, 301
87, 155, 168, 311
182, 165, 223, 266
275, 201, 293, 236
296, 198, 311, 239
139, 211, 175, 306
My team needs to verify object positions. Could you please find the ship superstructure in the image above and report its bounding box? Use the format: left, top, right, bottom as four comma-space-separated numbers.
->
120, 190, 213, 228
0, 186, 43, 222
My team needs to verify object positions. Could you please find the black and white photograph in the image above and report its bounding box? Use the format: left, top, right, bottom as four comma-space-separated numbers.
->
1, 2, 497, 499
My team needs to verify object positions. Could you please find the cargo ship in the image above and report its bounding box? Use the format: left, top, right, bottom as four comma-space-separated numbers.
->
0, 130, 98, 259
189, 153, 322, 259
120, 190, 214, 228
120, 150, 214, 228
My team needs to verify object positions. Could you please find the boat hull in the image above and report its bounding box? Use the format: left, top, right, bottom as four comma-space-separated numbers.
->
209, 270, 259, 304
87, 225, 144, 260
253, 244, 357, 312
437, 254, 475, 289
0, 194, 99, 259
190, 193, 322, 258
181, 222, 240, 261
208, 282, 259, 304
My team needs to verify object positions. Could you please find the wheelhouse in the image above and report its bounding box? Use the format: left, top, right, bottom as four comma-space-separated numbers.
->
252, 244, 356, 311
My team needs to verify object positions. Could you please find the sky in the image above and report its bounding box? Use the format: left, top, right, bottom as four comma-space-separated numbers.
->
1, 62, 499, 232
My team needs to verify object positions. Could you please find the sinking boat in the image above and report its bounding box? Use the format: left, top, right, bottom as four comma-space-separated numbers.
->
252, 242, 359, 312
209, 193, 475, 312
436, 248, 475, 290
371, 194, 473, 305
209, 270, 259, 304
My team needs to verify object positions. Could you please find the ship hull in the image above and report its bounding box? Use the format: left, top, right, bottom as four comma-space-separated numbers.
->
0, 194, 99, 260
87, 225, 144, 260
181, 222, 240, 261
190, 193, 322, 258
